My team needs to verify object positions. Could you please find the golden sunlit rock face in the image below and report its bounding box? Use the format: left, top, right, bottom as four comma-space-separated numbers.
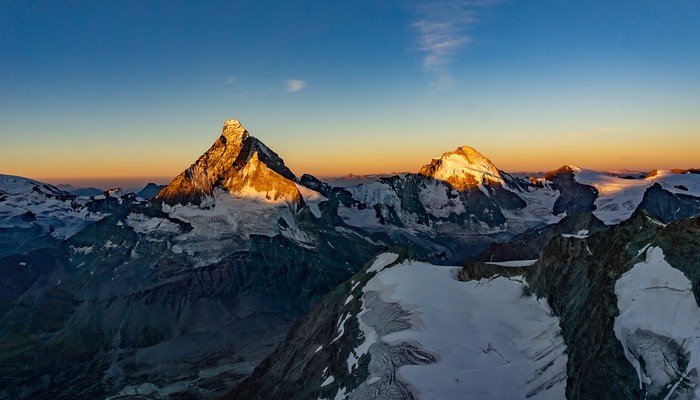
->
418, 145, 505, 191
155, 120, 302, 205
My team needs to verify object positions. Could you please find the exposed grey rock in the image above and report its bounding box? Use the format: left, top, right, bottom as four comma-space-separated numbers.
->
637, 183, 700, 223
479, 212, 607, 262
544, 166, 598, 215
136, 183, 165, 200
522, 213, 700, 399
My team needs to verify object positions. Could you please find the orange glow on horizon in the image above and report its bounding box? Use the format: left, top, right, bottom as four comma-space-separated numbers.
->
3, 125, 698, 185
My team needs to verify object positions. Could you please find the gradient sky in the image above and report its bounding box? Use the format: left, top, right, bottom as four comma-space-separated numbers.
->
1, 1, 699, 187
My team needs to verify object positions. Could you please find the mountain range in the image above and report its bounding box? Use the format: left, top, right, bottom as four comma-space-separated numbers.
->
1, 119, 699, 400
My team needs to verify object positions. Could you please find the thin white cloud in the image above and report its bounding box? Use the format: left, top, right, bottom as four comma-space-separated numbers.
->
411, 0, 496, 92
285, 79, 307, 93
224, 76, 237, 84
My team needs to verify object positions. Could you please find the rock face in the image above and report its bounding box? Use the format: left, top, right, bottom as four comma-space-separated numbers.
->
479, 211, 607, 262
637, 182, 700, 223
515, 213, 699, 399
155, 120, 300, 206
544, 166, 598, 216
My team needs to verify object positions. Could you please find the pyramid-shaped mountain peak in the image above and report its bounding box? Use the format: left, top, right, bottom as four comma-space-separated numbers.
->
222, 119, 249, 144
419, 145, 505, 190
155, 119, 300, 205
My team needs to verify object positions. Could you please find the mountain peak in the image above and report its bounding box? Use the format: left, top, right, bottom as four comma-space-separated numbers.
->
419, 146, 505, 190
155, 118, 299, 205
544, 165, 582, 180
222, 119, 249, 144
454, 145, 483, 157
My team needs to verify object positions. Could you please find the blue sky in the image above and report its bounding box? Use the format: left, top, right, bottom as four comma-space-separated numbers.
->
1, 1, 698, 185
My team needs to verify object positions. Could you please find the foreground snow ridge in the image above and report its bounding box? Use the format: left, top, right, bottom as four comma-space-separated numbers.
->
344, 256, 567, 399
615, 246, 700, 398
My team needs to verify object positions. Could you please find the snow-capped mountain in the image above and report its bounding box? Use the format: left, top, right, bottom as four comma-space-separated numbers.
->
338, 145, 528, 228
333, 146, 557, 261
126, 120, 340, 264
155, 119, 301, 205
0, 175, 98, 237
0, 120, 385, 400
2, 117, 700, 400
419, 145, 509, 191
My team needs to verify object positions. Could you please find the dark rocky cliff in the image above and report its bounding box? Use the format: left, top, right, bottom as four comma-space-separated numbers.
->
463, 212, 700, 400
0, 196, 384, 400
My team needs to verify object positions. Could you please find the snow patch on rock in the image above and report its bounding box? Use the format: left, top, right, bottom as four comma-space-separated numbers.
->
615, 246, 700, 398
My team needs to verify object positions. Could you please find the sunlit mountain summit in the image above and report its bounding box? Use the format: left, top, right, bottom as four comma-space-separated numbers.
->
1, 117, 699, 400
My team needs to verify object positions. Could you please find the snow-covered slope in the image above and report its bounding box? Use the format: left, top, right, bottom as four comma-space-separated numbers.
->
615, 246, 700, 398
140, 187, 317, 263
131, 119, 330, 263
341, 257, 567, 400
229, 252, 568, 400
572, 167, 700, 225
419, 146, 506, 193
0, 174, 103, 239
338, 147, 537, 231
334, 147, 561, 261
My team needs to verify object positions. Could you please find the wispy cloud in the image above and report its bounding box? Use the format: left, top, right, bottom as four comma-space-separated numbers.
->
411, 0, 496, 92
285, 79, 307, 93
224, 76, 237, 84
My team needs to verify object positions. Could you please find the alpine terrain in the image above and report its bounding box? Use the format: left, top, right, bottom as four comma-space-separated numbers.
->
1, 118, 700, 400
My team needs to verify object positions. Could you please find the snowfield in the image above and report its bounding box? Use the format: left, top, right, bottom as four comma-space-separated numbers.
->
0, 174, 103, 239
122, 185, 327, 265
615, 246, 700, 398
573, 168, 700, 225
338, 256, 568, 399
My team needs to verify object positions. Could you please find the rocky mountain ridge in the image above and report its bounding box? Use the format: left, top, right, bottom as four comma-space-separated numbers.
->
229, 212, 700, 400
1, 118, 700, 400
155, 120, 301, 206
0, 121, 386, 399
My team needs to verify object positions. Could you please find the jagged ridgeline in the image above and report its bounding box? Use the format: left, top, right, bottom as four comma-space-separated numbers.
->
1, 118, 699, 400
228, 213, 700, 400
156, 120, 300, 205
0, 120, 386, 399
